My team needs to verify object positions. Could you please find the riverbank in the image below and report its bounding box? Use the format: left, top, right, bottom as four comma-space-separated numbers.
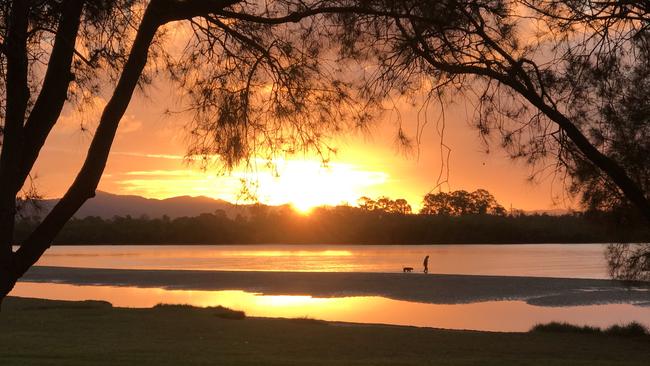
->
21, 266, 650, 306
1, 297, 649, 366
17, 208, 650, 245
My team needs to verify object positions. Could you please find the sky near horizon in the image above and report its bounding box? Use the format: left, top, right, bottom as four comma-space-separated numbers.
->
25, 16, 575, 214
30, 77, 571, 213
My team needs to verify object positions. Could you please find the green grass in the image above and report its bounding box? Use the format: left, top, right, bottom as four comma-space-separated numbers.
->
1, 297, 649, 366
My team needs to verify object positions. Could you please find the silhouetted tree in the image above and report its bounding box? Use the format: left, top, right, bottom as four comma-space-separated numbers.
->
299, 0, 650, 220
0, 0, 367, 303
524, 1, 650, 280
471, 189, 506, 215
391, 198, 412, 214
420, 189, 505, 216
305, 0, 650, 280
4, 0, 650, 298
606, 243, 650, 282
358, 196, 412, 214
420, 191, 455, 216
357, 196, 376, 210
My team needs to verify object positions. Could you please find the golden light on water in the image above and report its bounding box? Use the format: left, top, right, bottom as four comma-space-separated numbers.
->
254, 295, 331, 307
12, 282, 650, 332
221, 250, 353, 257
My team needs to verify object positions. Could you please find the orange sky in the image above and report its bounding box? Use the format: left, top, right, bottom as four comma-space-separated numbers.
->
24, 17, 577, 214
30, 77, 572, 213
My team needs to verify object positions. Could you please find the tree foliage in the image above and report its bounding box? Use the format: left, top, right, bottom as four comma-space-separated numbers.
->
3, 0, 650, 299
358, 196, 412, 214
303, 0, 650, 220
420, 189, 506, 216
563, 37, 650, 215
0, 0, 370, 302
316, 0, 650, 281
606, 243, 650, 282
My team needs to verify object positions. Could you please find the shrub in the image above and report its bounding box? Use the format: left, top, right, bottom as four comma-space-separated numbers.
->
153, 303, 246, 320
530, 322, 600, 335
604, 322, 648, 337
531, 322, 648, 337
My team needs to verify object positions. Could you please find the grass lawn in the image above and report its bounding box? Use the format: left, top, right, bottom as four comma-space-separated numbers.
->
1, 297, 648, 365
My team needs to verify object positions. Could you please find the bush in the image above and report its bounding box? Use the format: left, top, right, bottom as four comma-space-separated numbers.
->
210, 305, 246, 320
530, 322, 600, 335
531, 321, 648, 337
153, 303, 246, 320
604, 322, 648, 337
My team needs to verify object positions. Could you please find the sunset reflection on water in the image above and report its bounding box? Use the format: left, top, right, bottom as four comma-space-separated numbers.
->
32, 244, 610, 279
11, 282, 650, 332
220, 250, 353, 257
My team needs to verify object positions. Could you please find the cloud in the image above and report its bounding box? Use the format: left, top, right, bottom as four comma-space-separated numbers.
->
54, 96, 143, 135
115, 169, 242, 200
112, 152, 185, 160
54, 95, 108, 133
111, 159, 391, 211
117, 114, 143, 134
124, 169, 200, 176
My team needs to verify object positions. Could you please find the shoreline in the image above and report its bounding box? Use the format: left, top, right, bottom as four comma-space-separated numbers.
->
21, 266, 650, 307
14, 241, 632, 248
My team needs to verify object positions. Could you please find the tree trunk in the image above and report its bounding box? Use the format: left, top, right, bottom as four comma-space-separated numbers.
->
0, 266, 16, 306
0, 0, 239, 305
0, 0, 30, 307
9, 3, 163, 289
18, 0, 85, 191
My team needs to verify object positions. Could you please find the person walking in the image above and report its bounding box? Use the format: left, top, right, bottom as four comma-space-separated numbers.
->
423, 255, 429, 274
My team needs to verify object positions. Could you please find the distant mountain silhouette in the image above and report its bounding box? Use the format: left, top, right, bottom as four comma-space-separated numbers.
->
25, 191, 254, 219
21, 191, 568, 220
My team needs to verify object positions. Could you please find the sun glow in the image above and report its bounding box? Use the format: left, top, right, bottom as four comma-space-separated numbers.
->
239, 159, 389, 213
115, 158, 390, 213
291, 201, 316, 215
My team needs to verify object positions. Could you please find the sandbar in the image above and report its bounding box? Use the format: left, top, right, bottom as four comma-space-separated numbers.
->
21, 266, 650, 307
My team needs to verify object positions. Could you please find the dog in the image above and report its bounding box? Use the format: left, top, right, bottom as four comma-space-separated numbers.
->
403, 267, 414, 273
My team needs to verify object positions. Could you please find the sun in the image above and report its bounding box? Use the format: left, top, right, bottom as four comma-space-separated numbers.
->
114, 158, 391, 211
241, 159, 389, 213
291, 201, 316, 215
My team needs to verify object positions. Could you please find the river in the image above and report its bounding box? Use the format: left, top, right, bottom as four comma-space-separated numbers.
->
12, 243, 650, 332
29, 243, 609, 278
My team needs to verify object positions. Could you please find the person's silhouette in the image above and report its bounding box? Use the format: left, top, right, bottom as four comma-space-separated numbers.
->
423, 255, 429, 274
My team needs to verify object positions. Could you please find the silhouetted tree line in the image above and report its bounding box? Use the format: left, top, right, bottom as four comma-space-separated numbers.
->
420, 189, 507, 216
359, 189, 506, 216
358, 196, 413, 214
14, 203, 649, 245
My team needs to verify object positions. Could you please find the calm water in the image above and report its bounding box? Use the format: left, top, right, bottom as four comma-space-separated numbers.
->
16, 243, 642, 332
33, 244, 610, 278
11, 282, 650, 332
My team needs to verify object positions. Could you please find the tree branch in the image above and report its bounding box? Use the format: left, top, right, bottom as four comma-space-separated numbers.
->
400, 13, 650, 220
214, 6, 446, 26
0, 0, 30, 280
11, 0, 241, 280
18, 0, 85, 195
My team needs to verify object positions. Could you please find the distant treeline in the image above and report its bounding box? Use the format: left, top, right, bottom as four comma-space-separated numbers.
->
14, 206, 650, 245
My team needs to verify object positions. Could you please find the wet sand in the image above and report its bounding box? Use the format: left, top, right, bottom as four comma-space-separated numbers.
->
21, 266, 650, 307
